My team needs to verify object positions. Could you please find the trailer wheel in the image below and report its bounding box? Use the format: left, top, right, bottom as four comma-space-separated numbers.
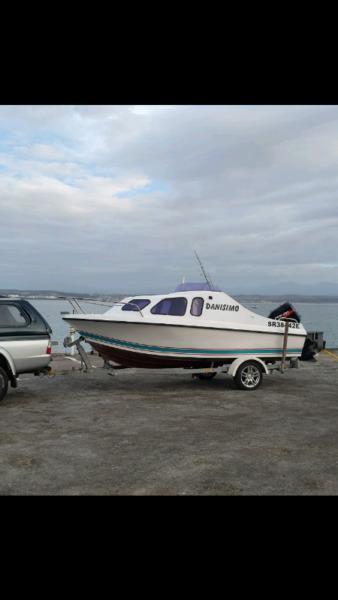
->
0, 366, 9, 402
198, 372, 217, 380
234, 361, 263, 391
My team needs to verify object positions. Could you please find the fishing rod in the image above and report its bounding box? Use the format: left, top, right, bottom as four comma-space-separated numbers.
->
194, 249, 214, 290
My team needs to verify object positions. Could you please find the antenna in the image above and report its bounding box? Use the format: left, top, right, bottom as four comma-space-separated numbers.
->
194, 249, 213, 289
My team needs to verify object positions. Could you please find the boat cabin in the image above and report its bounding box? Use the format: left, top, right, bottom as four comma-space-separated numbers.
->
103, 282, 270, 329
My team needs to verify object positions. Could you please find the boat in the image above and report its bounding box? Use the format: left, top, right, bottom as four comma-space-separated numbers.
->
62, 282, 308, 370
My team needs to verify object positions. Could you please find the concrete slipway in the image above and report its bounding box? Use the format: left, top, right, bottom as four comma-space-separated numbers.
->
1, 351, 338, 495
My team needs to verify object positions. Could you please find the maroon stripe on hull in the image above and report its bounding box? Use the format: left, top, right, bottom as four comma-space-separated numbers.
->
90, 341, 225, 369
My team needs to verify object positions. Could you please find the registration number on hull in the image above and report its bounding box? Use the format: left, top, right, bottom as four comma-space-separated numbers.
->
268, 320, 300, 329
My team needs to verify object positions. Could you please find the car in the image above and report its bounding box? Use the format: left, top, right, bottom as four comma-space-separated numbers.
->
0, 297, 52, 401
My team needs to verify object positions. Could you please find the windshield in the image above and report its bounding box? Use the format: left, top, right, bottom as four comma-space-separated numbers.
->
151, 297, 187, 316
122, 299, 150, 311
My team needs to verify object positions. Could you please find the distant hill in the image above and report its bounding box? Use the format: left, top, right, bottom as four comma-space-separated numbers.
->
229, 281, 338, 297
234, 294, 338, 304
0, 289, 125, 301
0, 288, 90, 297
1, 288, 338, 303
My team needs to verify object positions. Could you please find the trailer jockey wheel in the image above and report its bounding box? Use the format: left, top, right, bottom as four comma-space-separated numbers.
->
234, 361, 263, 391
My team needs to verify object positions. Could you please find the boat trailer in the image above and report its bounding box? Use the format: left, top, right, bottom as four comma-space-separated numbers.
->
63, 309, 325, 390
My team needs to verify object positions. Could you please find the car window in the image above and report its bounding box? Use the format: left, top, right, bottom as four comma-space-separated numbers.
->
0, 304, 29, 327
151, 297, 187, 316
191, 297, 204, 316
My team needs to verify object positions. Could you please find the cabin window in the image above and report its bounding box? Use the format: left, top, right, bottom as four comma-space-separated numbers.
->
151, 297, 187, 316
0, 304, 29, 327
191, 297, 204, 317
122, 299, 150, 311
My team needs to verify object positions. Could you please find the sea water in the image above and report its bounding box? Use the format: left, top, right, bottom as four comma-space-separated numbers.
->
30, 299, 338, 351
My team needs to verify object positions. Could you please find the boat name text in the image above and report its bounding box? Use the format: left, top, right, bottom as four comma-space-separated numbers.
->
206, 303, 239, 312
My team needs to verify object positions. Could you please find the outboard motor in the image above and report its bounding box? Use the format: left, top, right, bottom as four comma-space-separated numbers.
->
268, 302, 301, 323
301, 332, 326, 361
268, 302, 326, 361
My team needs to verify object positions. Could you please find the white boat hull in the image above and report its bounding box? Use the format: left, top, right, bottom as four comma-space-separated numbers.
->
64, 317, 306, 368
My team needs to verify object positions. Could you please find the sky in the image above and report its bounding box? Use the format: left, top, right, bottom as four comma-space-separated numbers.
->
1, 104, 338, 295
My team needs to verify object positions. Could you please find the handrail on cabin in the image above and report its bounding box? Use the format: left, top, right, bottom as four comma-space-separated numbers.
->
276, 316, 299, 323
63, 298, 144, 317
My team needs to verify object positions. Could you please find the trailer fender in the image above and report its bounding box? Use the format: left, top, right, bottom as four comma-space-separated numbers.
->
228, 356, 269, 378
0, 346, 17, 379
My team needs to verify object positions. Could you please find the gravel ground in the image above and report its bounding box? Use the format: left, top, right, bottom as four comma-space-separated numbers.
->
1, 351, 338, 495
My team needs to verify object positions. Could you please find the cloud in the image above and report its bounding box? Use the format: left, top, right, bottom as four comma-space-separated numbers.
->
1, 105, 338, 293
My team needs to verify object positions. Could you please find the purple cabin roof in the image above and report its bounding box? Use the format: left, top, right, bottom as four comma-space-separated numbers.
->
174, 282, 222, 292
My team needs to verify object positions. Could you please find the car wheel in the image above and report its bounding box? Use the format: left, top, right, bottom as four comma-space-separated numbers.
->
234, 361, 263, 391
0, 366, 9, 402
